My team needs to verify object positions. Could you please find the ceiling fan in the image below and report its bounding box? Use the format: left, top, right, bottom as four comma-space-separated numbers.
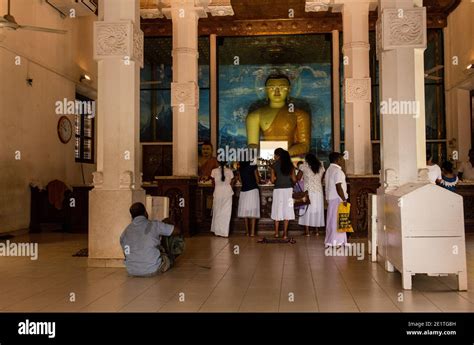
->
0, 0, 67, 34
424, 65, 444, 81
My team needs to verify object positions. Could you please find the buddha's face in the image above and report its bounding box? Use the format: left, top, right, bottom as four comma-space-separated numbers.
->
201, 144, 212, 158
266, 78, 290, 104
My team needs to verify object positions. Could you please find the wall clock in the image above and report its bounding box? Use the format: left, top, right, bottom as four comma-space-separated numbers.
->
57, 116, 73, 144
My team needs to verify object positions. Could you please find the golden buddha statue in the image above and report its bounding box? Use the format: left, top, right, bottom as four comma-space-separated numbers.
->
246, 75, 311, 157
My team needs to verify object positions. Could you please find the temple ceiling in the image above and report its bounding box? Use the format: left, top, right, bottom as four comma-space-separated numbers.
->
139, 0, 461, 36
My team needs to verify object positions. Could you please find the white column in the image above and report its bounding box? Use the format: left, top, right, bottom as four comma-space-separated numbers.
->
377, 0, 427, 187
210, 34, 218, 154
163, 1, 207, 176
332, 30, 341, 152
342, 1, 372, 175
89, 0, 145, 267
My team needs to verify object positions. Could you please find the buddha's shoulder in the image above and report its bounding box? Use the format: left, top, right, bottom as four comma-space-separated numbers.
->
246, 109, 261, 120
293, 107, 310, 117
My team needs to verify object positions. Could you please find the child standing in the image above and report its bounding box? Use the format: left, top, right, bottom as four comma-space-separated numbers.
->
210, 161, 235, 238
324, 152, 348, 247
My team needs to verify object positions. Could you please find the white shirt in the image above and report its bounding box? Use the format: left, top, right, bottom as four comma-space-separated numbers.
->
300, 162, 325, 194
325, 163, 348, 201
211, 167, 234, 198
459, 161, 474, 180
427, 164, 442, 184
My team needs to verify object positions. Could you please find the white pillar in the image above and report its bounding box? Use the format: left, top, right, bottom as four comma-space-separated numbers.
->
210, 34, 218, 154
163, 1, 207, 176
332, 30, 341, 152
377, 0, 427, 187
342, 1, 372, 175
89, 0, 145, 267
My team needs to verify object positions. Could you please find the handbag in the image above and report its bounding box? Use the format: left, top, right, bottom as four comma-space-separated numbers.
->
292, 182, 311, 208
337, 202, 354, 233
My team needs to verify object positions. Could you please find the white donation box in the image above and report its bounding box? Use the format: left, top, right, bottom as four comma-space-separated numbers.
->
384, 183, 467, 290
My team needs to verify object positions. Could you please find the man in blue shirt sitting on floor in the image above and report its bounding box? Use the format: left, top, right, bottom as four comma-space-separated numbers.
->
120, 202, 183, 277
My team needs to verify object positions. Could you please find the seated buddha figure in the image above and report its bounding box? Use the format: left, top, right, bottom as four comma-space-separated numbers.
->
198, 141, 219, 181
246, 74, 311, 157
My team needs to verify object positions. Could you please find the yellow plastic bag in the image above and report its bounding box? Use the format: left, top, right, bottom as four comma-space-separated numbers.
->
337, 202, 354, 233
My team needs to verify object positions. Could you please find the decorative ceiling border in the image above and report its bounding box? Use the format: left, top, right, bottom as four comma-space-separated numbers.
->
140, 0, 460, 37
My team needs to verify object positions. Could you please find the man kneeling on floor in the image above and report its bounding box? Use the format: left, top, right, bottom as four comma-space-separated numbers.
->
120, 202, 184, 277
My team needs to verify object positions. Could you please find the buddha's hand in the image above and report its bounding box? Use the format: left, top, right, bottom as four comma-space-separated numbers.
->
288, 143, 310, 157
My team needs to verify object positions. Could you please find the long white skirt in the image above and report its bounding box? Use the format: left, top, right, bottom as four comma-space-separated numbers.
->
324, 198, 347, 246
211, 195, 232, 237
271, 188, 295, 221
298, 191, 325, 227
238, 189, 260, 218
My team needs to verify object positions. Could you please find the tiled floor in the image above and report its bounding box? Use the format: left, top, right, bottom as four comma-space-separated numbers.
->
1, 231, 474, 312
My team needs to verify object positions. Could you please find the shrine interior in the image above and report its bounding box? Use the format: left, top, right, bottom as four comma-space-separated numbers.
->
0, 0, 474, 315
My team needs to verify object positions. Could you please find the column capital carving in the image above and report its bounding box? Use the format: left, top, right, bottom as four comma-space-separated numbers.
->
155, 0, 234, 19
119, 171, 133, 189
171, 82, 199, 108
140, 8, 163, 19
384, 169, 399, 191
306, 0, 377, 13
93, 21, 144, 68
417, 168, 430, 183
344, 78, 371, 103
380, 7, 427, 51
208, 5, 234, 16
162, 2, 208, 19
305, 0, 330, 12
92, 171, 104, 189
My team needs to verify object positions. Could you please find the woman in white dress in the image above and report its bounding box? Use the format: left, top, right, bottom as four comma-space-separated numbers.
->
210, 162, 235, 238
270, 148, 297, 239
296, 153, 325, 236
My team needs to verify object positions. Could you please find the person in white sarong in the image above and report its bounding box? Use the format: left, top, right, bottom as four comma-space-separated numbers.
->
324, 152, 348, 247
210, 162, 235, 238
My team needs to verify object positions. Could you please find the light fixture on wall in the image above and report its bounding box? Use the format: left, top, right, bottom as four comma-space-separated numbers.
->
467, 62, 474, 70
80, 74, 92, 83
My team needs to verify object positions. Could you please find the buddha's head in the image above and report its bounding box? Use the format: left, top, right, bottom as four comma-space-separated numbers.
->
201, 142, 213, 159
265, 74, 290, 105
